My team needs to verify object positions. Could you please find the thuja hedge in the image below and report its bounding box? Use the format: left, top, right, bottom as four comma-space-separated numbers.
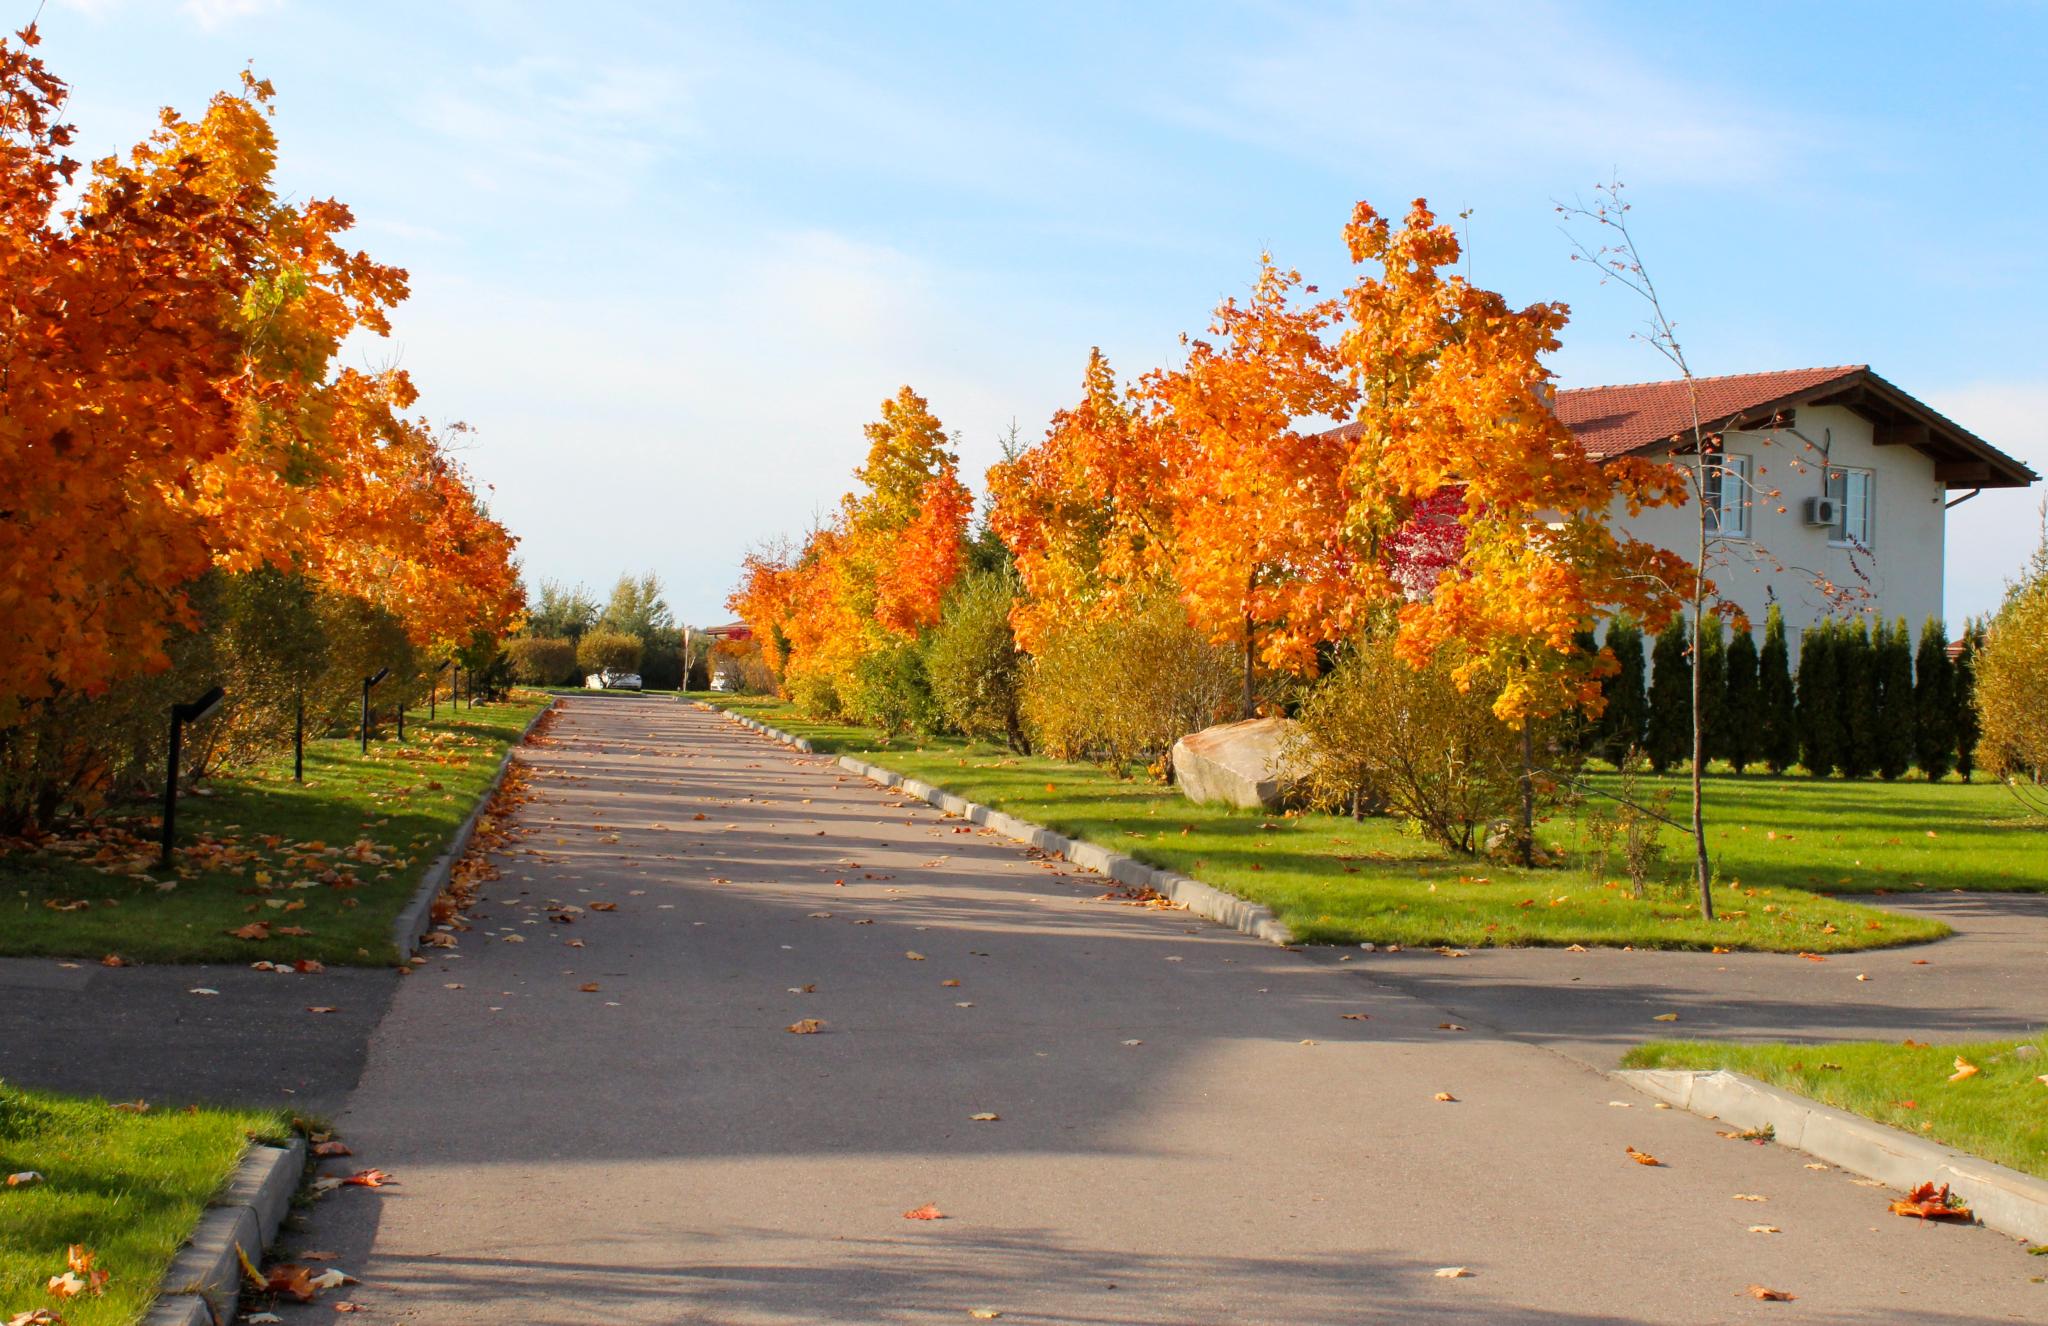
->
1592, 606, 1979, 780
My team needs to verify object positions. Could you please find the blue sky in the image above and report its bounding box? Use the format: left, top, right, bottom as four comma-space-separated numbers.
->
40, 0, 2048, 624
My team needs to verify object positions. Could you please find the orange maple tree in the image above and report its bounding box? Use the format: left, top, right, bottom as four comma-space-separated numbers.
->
1335, 198, 1690, 726
1144, 255, 1359, 710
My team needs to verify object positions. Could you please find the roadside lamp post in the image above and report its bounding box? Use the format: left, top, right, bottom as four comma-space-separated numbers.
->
361, 668, 390, 754
430, 659, 452, 720
161, 686, 226, 870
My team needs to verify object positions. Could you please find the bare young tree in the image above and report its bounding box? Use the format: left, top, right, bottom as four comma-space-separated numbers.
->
1559, 181, 1872, 920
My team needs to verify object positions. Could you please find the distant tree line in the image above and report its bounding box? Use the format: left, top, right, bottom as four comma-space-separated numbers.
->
502, 574, 712, 691
1589, 605, 1983, 780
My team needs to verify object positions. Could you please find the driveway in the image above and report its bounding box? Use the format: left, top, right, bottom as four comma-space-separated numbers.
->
263, 695, 2045, 1324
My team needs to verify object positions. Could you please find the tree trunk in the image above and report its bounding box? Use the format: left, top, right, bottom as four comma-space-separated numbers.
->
1241, 580, 1256, 720
1517, 723, 1535, 867
1691, 481, 1715, 920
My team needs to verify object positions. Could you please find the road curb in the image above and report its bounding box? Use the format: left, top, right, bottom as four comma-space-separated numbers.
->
143, 1135, 307, 1325
1615, 1068, 2048, 1244
713, 709, 1294, 946
390, 696, 558, 959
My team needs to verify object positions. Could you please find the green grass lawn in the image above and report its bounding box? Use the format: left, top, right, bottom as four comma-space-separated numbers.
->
1, 1082, 290, 1326
1624, 1037, 2048, 1182
693, 694, 1957, 953
0, 692, 553, 966
1594, 772, 2048, 895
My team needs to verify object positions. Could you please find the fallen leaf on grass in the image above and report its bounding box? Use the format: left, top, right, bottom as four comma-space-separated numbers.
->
1948, 1057, 1979, 1083
6, 1171, 45, 1187
787, 1019, 826, 1034
228, 922, 271, 940
111, 1100, 149, 1113
1433, 1266, 1471, 1278
9, 1309, 66, 1325
1889, 1181, 1971, 1221
1625, 1146, 1661, 1166
1746, 1285, 1796, 1301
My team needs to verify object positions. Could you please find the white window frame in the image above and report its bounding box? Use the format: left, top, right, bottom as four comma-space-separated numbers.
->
1824, 466, 1874, 548
1702, 452, 1751, 539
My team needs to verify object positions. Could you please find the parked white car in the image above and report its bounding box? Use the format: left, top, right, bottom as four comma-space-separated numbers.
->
710, 672, 738, 692
584, 671, 643, 691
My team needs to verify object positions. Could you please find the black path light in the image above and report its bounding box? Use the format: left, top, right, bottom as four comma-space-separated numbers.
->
361, 667, 390, 754
293, 689, 305, 783
396, 677, 406, 743
430, 658, 452, 720
451, 660, 463, 712
160, 686, 226, 869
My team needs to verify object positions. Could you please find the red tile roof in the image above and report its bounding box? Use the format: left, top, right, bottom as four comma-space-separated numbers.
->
1555, 365, 1865, 458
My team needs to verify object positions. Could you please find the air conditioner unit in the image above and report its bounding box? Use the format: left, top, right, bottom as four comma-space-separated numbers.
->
1802, 496, 1839, 527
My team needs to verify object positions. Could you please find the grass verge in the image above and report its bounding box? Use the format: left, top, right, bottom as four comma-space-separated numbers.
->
0, 692, 554, 966
693, 694, 1950, 953
1, 1081, 290, 1326
1624, 1037, 2048, 1182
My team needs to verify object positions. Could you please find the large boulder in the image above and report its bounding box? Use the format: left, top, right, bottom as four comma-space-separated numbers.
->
1172, 717, 1304, 811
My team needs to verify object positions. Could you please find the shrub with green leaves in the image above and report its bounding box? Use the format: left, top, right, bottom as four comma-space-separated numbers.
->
924, 571, 1029, 750
1645, 619, 1691, 773
575, 630, 643, 677
506, 636, 577, 685
1914, 617, 1955, 780
1758, 605, 1799, 774
844, 639, 941, 739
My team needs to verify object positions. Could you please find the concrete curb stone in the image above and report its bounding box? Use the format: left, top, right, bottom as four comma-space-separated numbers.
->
145, 1136, 307, 1325
1616, 1068, 2048, 1245
390, 696, 558, 958
716, 706, 1295, 946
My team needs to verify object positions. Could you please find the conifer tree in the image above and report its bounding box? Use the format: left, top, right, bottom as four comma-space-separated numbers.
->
1913, 617, 1955, 780
1874, 618, 1916, 779
1955, 619, 1984, 781
1646, 619, 1692, 773
1759, 605, 1799, 774
1723, 622, 1760, 774
1836, 620, 1878, 778
1697, 616, 1727, 764
1600, 618, 1649, 762
1796, 622, 1838, 777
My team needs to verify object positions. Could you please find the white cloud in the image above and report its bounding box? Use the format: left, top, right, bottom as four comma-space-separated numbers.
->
180, 0, 282, 29
1146, 0, 1815, 188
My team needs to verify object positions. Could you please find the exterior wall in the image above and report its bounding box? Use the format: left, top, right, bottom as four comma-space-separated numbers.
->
1608, 403, 1948, 652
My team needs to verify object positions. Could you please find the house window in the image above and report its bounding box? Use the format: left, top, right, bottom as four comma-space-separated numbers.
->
1825, 467, 1874, 547
1702, 453, 1751, 538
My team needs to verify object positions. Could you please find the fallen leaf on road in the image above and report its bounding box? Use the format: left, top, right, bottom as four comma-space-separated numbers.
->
1652, 1013, 1679, 1022
969, 1310, 1002, 1319
342, 1170, 393, 1188
1341, 1013, 1369, 1021
308, 1269, 355, 1290
311, 1141, 352, 1157
1433, 1266, 1471, 1278
1746, 1285, 1795, 1301
1889, 1182, 1971, 1220
590, 902, 618, 912
905, 951, 926, 961
189, 987, 220, 997
1733, 1194, 1767, 1202
1804, 1163, 1829, 1170
1121, 1038, 1142, 1046
788, 984, 816, 994
787, 1019, 826, 1034
1438, 1023, 1465, 1031
903, 1204, 946, 1220
1798, 952, 1826, 963
1948, 1057, 1979, 1083
970, 1113, 999, 1122
578, 982, 601, 993
1625, 1146, 1661, 1166
1748, 1225, 1781, 1234
942, 979, 961, 987
1433, 1092, 1457, 1102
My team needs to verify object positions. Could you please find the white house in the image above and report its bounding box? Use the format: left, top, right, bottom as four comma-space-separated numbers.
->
1554, 365, 2036, 643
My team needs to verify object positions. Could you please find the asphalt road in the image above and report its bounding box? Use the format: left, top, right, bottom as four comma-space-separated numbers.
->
261, 695, 2044, 1324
